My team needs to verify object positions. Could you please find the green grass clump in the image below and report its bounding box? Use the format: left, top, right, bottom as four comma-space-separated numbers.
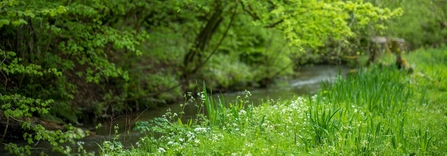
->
101, 49, 447, 155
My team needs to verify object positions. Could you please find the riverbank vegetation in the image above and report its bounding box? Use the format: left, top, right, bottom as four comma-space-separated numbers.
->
1, 0, 447, 155
102, 48, 447, 155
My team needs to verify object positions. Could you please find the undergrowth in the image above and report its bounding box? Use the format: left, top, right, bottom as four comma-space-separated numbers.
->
100, 49, 447, 155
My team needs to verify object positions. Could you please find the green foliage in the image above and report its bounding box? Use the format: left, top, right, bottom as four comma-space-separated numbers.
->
177, 0, 402, 89
406, 48, 447, 112
240, 0, 402, 48
324, 67, 414, 116
99, 49, 447, 155
306, 99, 340, 147
98, 124, 124, 154
365, 0, 447, 48
202, 86, 251, 128
201, 54, 255, 89
1, 0, 151, 155
1, 94, 52, 118
4, 124, 89, 155
0, 0, 413, 155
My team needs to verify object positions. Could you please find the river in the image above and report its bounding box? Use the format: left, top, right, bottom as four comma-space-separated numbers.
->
0, 65, 348, 155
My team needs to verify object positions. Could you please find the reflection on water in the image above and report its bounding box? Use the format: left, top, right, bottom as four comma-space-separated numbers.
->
0, 65, 348, 155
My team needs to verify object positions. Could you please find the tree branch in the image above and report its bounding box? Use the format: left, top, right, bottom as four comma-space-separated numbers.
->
193, 1, 239, 74
264, 19, 284, 28
240, 1, 285, 28
240, 1, 260, 20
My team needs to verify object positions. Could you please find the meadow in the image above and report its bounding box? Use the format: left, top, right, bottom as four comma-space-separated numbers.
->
101, 48, 447, 155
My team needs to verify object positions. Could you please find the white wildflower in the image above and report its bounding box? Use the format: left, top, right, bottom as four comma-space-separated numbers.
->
77, 141, 84, 146
239, 110, 246, 115
158, 147, 166, 153
194, 127, 209, 133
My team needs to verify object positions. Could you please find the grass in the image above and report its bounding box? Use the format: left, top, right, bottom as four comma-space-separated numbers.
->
101, 48, 447, 155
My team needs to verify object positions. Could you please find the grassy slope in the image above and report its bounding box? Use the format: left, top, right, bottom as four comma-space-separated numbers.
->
104, 48, 447, 155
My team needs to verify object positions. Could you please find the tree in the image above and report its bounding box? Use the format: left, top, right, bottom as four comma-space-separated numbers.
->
1, 0, 148, 154
178, 0, 402, 87
0, 0, 402, 155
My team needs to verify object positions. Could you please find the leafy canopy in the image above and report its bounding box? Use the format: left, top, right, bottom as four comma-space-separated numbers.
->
235, 0, 402, 50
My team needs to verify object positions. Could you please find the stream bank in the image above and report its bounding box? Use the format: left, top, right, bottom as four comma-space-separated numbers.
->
0, 65, 349, 155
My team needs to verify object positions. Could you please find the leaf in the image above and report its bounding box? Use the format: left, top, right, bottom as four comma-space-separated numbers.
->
0, 19, 10, 28
57, 6, 67, 14
24, 10, 36, 18
7, 11, 16, 17
11, 19, 28, 26
50, 10, 57, 17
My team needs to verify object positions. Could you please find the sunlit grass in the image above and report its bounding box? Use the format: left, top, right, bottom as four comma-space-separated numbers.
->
101, 48, 447, 155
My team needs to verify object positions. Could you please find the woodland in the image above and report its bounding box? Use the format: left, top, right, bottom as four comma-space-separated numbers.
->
1, 0, 447, 155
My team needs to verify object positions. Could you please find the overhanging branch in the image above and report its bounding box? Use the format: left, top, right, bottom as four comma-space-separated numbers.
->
264, 19, 284, 28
